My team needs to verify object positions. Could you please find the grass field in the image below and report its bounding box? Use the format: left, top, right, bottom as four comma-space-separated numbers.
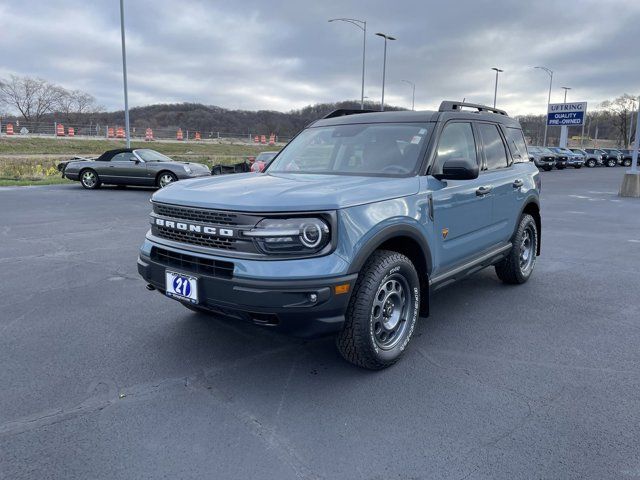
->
0, 136, 281, 186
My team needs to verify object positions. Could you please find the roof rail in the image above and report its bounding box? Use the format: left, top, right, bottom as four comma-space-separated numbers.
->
438, 101, 508, 116
322, 109, 378, 119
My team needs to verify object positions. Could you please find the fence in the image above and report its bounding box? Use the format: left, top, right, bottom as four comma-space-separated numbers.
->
0, 120, 290, 144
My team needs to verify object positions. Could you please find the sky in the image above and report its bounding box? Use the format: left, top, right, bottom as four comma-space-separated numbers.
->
1, 0, 638, 116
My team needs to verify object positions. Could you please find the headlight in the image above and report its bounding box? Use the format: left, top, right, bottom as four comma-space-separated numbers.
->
183, 165, 192, 174
244, 217, 331, 254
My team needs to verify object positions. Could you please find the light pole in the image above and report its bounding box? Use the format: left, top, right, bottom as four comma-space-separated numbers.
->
559, 87, 572, 148
561, 86, 571, 104
491, 67, 503, 108
401, 80, 415, 110
628, 98, 637, 147
534, 66, 553, 147
375, 32, 396, 111
329, 18, 367, 110
119, 0, 131, 148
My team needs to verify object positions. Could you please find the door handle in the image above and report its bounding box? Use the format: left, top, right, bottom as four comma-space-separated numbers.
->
476, 186, 492, 196
512, 179, 524, 188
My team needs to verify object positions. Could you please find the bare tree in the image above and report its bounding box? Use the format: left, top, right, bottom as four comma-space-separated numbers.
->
0, 75, 62, 125
55, 89, 101, 124
601, 94, 637, 147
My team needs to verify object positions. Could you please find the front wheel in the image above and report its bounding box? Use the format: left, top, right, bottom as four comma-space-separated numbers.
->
336, 250, 420, 370
80, 169, 101, 189
586, 159, 596, 168
543, 166, 552, 172
624, 159, 632, 167
495, 214, 538, 285
157, 172, 177, 188
606, 159, 617, 167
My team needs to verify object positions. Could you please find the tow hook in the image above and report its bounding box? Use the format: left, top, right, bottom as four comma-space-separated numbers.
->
145, 284, 156, 291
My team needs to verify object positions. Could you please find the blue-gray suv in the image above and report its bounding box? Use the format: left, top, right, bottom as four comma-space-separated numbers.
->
138, 101, 542, 369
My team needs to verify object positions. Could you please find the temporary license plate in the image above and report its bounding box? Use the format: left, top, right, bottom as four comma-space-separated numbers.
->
165, 270, 199, 303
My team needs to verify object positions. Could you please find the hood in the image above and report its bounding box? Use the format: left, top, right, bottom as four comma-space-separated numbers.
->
152, 172, 420, 211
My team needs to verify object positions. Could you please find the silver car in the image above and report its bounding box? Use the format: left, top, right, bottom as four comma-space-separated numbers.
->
60, 148, 211, 189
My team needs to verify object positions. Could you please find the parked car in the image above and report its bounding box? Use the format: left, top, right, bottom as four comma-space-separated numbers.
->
59, 148, 210, 189
250, 151, 279, 173
547, 148, 568, 169
584, 148, 615, 167
571, 148, 603, 168
211, 161, 250, 175
549, 147, 584, 169
138, 101, 541, 369
527, 146, 556, 171
598, 148, 623, 167
617, 149, 634, 167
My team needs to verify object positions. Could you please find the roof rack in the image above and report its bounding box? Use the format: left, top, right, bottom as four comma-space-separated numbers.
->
438, 101, 508, 116
322, 109, 378, 119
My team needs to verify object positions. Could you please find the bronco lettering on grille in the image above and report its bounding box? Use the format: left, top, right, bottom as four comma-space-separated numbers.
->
154, 218, 234, 237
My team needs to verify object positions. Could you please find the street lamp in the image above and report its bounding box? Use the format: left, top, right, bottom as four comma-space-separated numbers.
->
375, 32, 396, 111
561, 86, 571, 103
329, 18, 367, 110
119, 0, 130, 148
491, 67, 503, 108
401, 80, 415, 111
534, 66, 553, 147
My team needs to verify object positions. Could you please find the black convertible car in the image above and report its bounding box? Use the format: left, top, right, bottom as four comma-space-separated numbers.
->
58, 148, 210, 189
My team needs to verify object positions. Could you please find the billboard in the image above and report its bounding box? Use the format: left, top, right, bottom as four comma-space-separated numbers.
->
547, 102, 587, 126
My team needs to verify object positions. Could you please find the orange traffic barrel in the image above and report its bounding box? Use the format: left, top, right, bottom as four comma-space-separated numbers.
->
108, 127, 115, 138
6, 123, 14, 135
176, 128, 183, 141
145, 128, 154, 141
116, 127, 125, 138
68, 127, 75, 137
56, 124, 65, 136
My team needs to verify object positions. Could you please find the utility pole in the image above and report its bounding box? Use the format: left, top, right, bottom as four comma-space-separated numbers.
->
534, 66, 553, 147
491, 67, 503, 108
328, 18, 367, 110
401, 80, 415, 110
119, 0, 131, 148
375, 32, 396, 111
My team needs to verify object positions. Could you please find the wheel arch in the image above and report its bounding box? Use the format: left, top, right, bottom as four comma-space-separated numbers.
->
348, 225, 432, 316
520, 198, 541, 256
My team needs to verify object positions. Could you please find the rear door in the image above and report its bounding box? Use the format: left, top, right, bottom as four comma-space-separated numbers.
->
476, 122, 519, 246
430, 121, 494, 271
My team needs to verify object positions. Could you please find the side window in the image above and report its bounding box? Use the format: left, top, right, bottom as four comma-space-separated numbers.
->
478, 123, 508, 170
435, 122, 477, 167
504, 127, 528, 164
110, 153, 131, 162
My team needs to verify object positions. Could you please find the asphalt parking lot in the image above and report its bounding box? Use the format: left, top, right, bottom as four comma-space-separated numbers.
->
1, 167, 639, 480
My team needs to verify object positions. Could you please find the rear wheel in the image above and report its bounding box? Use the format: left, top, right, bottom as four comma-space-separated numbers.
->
495, 214, 538, 285
586, 159, 596, 168
336, 250, 420, 370
624, 159, 632, 167
80, 169, 101, 189
606, 158, 617, 167
157, 171, 177, 188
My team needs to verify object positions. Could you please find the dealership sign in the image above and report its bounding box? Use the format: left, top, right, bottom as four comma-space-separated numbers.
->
547, 102, 587, 126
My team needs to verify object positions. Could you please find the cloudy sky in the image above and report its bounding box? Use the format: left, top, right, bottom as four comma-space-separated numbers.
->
1, 0, 638, 115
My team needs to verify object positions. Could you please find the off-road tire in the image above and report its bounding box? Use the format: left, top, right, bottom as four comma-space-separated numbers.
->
336, 250, 420, 370
495, 214, 538, 285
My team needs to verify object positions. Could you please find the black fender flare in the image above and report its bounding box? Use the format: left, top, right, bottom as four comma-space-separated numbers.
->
516, 195, 542, 255
347, 224, 433, 276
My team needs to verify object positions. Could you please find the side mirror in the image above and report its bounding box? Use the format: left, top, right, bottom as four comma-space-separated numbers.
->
132, 158, 141, 164
434, 158, 479, 180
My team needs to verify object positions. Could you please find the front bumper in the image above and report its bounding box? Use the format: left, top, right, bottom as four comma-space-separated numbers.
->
567, 158, 584, 166
137, 248, 357, 338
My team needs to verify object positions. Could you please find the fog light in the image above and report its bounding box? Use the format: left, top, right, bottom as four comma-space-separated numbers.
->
309, 293, 318, 303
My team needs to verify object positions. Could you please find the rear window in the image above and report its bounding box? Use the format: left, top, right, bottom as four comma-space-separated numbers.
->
504, 127, 528, 163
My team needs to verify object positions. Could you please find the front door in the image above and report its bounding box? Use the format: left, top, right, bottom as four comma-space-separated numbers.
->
107, 152, 147, 185
429, 121, 494, 273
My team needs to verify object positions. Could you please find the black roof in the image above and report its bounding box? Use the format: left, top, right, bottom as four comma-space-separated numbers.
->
310, 100, 521, 128
96, 148, 134, 161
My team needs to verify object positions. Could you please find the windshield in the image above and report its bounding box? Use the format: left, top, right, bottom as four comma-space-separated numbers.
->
135, 149, 173, 162
267, 123, 432, 176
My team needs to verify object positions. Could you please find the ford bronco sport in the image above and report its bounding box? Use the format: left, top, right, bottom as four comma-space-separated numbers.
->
138, 101, 541, 370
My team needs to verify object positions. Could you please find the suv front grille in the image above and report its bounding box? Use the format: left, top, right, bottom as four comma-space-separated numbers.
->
151, 247, 234, 278
154, 226, 236, 250
153, 203, 240, 225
